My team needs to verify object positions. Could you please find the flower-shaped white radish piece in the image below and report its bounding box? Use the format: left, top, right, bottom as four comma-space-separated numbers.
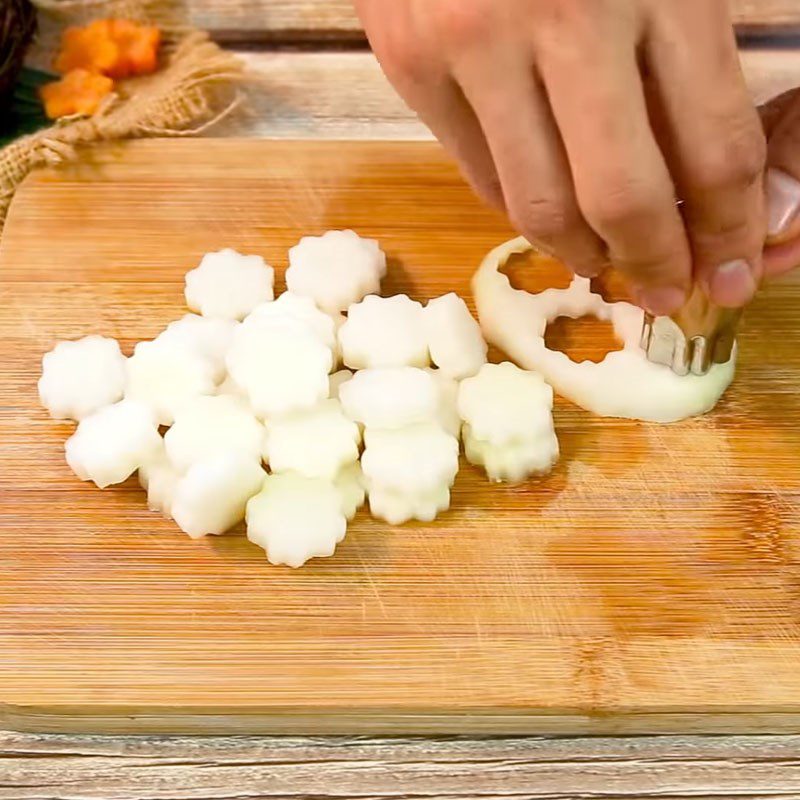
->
171, 452, 265, 539
427, 369, 462, 439
339, 294, 429, 369
38, 335, 126, 421
125, 340, 217, 426
367, 481, 450, 526
457, 362, 554, 447
246, 472, 347, 568
361, 422, 459, 495
215, 373, 251, 406
263, 399, 360, 480
286, 230, 385, 313
329, 310, 346, 366
328, 369, 353, 399
424, 293, 487, 379
139, 451, 180, 518
334, 462, 366, 520
339, 367, 438, 429
65, 400, 162, 488
164, 395, 265, 473
156, 314, 238, 383
226, 323, 332, 418
245, 292, 336, 351
185, 248, 274, 320
463, 423, 559, 483
330, 310, 347, 331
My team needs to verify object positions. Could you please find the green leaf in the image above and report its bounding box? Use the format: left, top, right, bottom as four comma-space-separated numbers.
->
0, 67, 55, 148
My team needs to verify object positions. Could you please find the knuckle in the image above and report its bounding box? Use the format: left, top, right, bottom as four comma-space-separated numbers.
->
614, 250, 687, 285
531, 0, 595, 26
377, 35, 428, 83
693, 118, 766, 191
510, 196, 574, 242
583, 180, 664, 230
529, 0, 602, 52
434, 0, 493, 50
692, 214, 750, 244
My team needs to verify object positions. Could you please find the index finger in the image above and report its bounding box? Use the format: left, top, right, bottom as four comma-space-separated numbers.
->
534, 14, 692, 315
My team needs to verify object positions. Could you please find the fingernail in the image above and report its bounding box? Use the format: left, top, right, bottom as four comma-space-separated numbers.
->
636, 286, 686, 316
707, 259, 757, 307
767, 168, 800, 237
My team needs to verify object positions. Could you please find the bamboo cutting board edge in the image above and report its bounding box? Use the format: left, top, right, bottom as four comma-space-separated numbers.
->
6, 706, 800, 736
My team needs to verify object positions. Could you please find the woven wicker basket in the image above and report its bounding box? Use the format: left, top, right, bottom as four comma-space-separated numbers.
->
0, 0, 37, 109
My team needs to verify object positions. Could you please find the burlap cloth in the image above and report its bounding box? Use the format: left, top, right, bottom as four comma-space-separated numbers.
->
0, 0, 243, 230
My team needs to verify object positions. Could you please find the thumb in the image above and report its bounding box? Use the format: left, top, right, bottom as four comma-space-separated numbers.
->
763, 88, 800, 277
764, 90, 800, 242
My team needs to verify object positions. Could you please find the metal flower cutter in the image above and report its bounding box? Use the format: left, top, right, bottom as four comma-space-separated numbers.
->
640, 285, 741, 376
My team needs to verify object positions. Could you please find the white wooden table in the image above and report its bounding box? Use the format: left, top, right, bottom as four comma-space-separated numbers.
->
3, 2, 800, 797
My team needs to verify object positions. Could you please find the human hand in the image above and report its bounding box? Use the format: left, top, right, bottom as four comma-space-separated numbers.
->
355, 0, 767, 314
761, 88, 800, 278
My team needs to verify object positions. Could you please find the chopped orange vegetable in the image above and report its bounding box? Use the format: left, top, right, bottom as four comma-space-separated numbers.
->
40, 69, 114, 120
54, 20, 118, 75
54, 18, 161, 80
106, 19, 161, 79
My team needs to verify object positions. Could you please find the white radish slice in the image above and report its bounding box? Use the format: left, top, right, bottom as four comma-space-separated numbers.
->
328, 369, 353, 399
457, 362, 554, 447
215, 375, 258, 417
215, 373, 250, 404
164, 395, 265, 473
361, 423, 459, 495
171, 452, 265, 539
245, 292, 336, 351
427, 368, 462, 439
463, 423, 559, 483
330, 310, 346, 366
125, 340, 216, 426
263, 399, 361, 480
473, 236, 736, 423
339, 294, 429, 369
334, 462, 366, 520
330, 310, 347, 331
185, 248, 274, 320
38, 335, 126, 421
364, 234, 387, 277
339, 367, 438, 430
367, 482, 450, 525
286, 229, 385, 313
139, 451, 180, 518
226, 323, 332, 418
156, 314, 238, 383
424, 293, 487, 379
246, 472, 347, 568
65, 400, 162, 488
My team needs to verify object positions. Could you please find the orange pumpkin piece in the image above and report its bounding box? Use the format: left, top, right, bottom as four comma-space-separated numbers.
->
40, 69, 115, 119
106, 19, 161, 79
54, 20, 118, 75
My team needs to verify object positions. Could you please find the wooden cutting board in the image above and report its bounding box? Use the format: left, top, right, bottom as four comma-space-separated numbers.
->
1, 140, 799, 735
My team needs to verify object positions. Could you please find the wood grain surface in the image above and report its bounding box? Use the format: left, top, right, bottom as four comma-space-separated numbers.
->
1, 139, 799, 736
227, 52, 429, 140
211, 49, 800, 140
184, 0, 800, 39
4, 732, 800, 799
